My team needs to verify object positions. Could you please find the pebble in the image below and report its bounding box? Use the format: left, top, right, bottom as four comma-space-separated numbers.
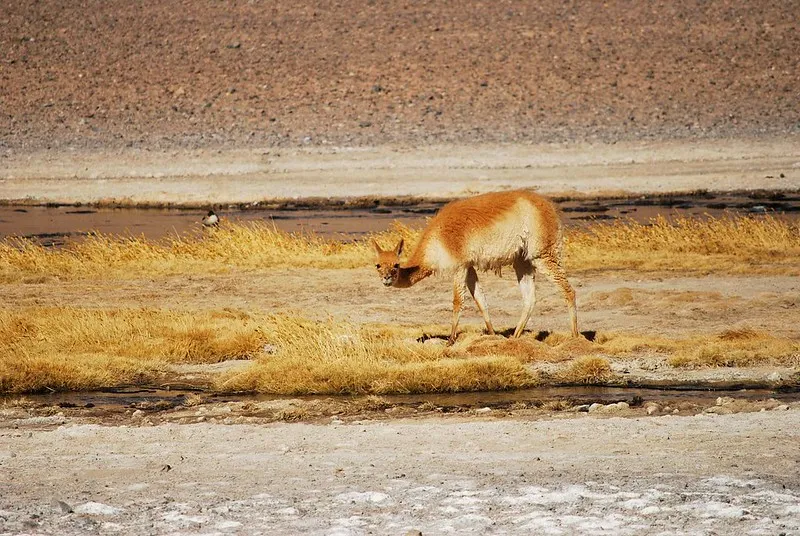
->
645, 403, 660, 415
773, 404, 789, 411
52, 500, 73, 514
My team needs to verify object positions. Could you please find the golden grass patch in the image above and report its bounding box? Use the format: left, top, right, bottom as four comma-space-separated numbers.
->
556, 356, 615, 384
217, 316, 534, 394
1, 215, 797, 282
2, 305, 797, 394
567, 214, 800, 275
0, 307, 268, 393
592, 330, 800, 368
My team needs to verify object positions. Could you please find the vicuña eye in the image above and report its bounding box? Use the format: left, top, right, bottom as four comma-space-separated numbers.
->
376, 264, 381, 269
393, 263, 400, 269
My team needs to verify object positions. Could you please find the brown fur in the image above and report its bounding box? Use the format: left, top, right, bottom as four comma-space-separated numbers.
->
373, 190, 579, 343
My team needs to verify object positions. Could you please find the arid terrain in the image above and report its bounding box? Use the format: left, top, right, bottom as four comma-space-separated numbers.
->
2, 0, 800, 534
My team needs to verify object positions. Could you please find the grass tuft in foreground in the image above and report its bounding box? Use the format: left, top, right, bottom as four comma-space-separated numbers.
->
1, 215, 797, 282
2, 306, 798, 394
0, 308, 267, 393
217, 316, 535, 394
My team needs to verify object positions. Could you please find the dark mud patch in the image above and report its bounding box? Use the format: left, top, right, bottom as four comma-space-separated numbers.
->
2, 190, 799, 245
4, 384, 799, 428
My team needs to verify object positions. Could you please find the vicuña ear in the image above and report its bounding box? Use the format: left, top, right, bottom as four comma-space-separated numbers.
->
371, 239, 383, 254
394, 239, 404, 257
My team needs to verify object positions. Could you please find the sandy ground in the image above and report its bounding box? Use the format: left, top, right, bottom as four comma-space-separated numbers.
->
1, 408, 799, 535
2, 139, 799, 204
4, 1, 800, 532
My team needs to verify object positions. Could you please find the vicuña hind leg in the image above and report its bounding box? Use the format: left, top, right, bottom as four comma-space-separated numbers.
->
466, 266, 495, 336
535, 255, 579, 337
512, 258, 536, 338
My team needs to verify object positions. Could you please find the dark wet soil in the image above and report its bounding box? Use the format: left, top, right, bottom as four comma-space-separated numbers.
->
2, 190, 799, 246
6, 384, 799, 425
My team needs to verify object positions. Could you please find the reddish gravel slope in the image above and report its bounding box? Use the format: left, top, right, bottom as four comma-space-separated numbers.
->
1, 0, 798, 151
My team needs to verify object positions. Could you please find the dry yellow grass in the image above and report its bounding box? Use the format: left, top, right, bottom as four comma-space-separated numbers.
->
2, 305, 798, 394
217, 316, 535, 394
0, 307, 267, 393
556, 356, 615, 384
592, 330, 800, 368
1, 215, 797, 282
567, 214, 800, 275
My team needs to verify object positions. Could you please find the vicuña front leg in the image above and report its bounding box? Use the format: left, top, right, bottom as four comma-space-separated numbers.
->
449, 272, 467, 345
512, 259, 536, 338
466, 266, 495, 336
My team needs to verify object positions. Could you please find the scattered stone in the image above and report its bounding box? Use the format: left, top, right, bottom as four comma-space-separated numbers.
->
773, 404, 789, 411
131, 409, 145, 419
605, 401, 630, 412
474, 407, 492, 414
645, 403, 661, 415
52, 500, 73, 514
573, 404, 591, 412
73, 502, 122, 516
588, 403, 604, 413
767, 372, 783, 382
716, 396, 735, 406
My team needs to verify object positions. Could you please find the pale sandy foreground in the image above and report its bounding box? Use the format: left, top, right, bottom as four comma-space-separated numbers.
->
1, 409, 799, 535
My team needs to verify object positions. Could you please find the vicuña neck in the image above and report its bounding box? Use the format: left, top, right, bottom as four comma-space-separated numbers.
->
393, 264, 433, 288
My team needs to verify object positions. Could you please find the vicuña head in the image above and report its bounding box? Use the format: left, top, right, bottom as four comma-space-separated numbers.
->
372, 190, 579, 345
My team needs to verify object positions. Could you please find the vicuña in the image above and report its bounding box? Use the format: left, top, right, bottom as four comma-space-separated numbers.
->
373, 190, 578, 344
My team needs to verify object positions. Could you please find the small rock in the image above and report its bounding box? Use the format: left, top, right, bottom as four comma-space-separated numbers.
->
73, 502, 121, 516
422, 338, 447, 346
716, 396, 735, 406
131, 410, 145, 419
588, 403, 604, 413
773, 404, 789, 411
645, 403, 660, 415
767, 372, 783, 382
573, 404, 590, 413
53, 500, 73, 514
474, 407, 492, 414
406, 531, 423, 536
607, 401, 630, 412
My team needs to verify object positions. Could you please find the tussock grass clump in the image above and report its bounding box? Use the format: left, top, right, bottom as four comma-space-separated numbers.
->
218, 316, 534, 394
668, 330, 800, 368
592, 330, 800, 368
567, 214, 800, 274
556, 356, 615, 384
0, 307, 268, 393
